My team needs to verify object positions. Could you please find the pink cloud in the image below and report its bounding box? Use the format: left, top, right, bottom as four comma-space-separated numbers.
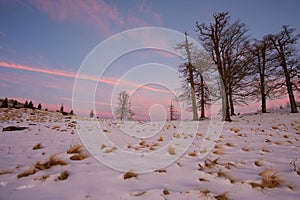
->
29, 0, 162, 34
0, 61, 171, 94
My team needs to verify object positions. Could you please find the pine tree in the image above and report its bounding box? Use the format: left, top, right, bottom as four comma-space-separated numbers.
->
28, 101, 34, 109
24, 100, 29, 108
60, 104, 64, 112
12, 100, 18, 108
89, 110, 94, 118
1, 98, 8, 108
37, 103, 42, 110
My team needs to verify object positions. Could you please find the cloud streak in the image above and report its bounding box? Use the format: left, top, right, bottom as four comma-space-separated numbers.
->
0, 61, 171, 94
29, 0, 162, 35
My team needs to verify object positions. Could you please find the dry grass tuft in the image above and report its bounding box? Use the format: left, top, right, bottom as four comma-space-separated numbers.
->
217, 170, 236, 183
158, 135, 163, 141
132, 191, 146, 197
154, 169, 167, 173
57, 170, 69, 180
34, 174, 49, 181
0, 170, 11, 175
254, 160, 263, 167
32, 142, 43, 150
215, 192, 230, 200
188, 151, 197, 157
225, 142, 234, 147
213, 149, 225, 155
199, 177, 209, 182
123, 170, 138, 180
167, 145, 175, 155
230, 127, 240, 133
241, 147, 251, 152
224, 162, 236, 169
250, 169, 284, 189
35, 154, 67, 170
162, 188, 170, 195
67, 144, 82, 154
104, 146, 117, 153
70, 153, 88, 160
17, 165, 36, 178
261, 147, 270, 153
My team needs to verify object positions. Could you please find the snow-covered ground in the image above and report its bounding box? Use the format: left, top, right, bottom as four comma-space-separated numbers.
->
0, 108, 300, 200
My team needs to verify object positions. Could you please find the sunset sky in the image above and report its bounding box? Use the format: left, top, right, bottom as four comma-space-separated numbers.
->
1, 0, 299, 120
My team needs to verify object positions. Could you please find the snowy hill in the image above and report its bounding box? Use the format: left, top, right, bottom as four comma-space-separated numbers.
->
0, 108, 299, 200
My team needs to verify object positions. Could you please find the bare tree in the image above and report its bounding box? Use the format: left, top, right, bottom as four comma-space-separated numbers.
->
176, 32, 199, 121
250, 37, 282, 113
178, 53, 211, 120
114, 91, 134, 120
268, 26, 299, 113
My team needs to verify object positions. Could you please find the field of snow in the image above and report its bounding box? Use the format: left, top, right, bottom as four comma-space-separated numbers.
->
0, 108, 300, 200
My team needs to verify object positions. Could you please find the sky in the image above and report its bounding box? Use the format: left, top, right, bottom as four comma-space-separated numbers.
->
0, 0, 299, 120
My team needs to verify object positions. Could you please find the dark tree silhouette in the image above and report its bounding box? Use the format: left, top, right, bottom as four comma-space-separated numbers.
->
1, 98, 8, 108
37, 103, 42, 110
268, 26, 299, 113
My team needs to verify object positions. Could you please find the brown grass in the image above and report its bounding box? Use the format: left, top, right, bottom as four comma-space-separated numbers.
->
213, 149, 225, 155
158, 135, 163, 141
225, 142, 234, 147
188, 151, 197, 157
217, 170, 236, 183
167, 145, 175, 155
57, 170, 69, 180
254, 160, 263, 167
123, 170, 138, 179
34, 174, 49, 181
0, 170, 11, 175
67, 144, 82, 154
35, 154, 67, 170
17, 165, 36, 178
215, 192, 230, 200
162, 188, 170, 195
230, 127, 240, 133
70, 153, 88, 160
297, 168, 300, 176
261, 147, 270, 153
199, 177, 209, 182
224, 162, 236, 169
250, 169, 284, 189
241, 147, 251, 152
32, 142, 43, 150
154, 169, 167, 173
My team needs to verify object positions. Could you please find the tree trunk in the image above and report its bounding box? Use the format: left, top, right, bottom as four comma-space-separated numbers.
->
229, 87, 235, 116
188, 62, 199, 120
278, 43, 298, 113
200, 74, 205, 119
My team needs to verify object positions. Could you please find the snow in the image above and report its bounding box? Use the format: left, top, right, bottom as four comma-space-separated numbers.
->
0, 108, 300, 199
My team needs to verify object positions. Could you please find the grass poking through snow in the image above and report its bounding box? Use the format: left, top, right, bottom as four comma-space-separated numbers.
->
123, 170, 138, 180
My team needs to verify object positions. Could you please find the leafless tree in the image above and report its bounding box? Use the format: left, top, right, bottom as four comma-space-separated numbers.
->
196, 12, 250, 120
176, 32, 199, 121
114, 91, 134, 120
268, 25, 299, 113
249, 37, 282, 113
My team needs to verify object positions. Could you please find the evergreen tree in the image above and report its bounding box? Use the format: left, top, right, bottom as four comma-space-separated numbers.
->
89, 110, 94, 118
60, 104, 64, 112
1, 98, 8, 108
24, 100, 29, 108
37, 103, 42, 110
12, 100, 18, 108
28, 101, 34, 109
